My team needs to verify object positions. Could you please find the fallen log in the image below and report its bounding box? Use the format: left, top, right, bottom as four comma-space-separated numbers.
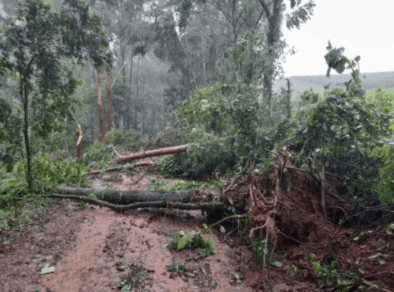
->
42, 194, 225, 213
113, 136, 235, 163
53, 185, 220, 205
113, 145, 188, 163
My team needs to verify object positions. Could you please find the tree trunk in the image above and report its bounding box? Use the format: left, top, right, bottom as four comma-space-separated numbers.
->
258, 0, 284, 121
53, 185, 222, 207
136, 55, 140, 100
114, 145, 188, 163
76, 124, 83, 158
22, 75, 33, 191
103, 52, 112, 132
129, 50, 133, 86
206, 35, 217, 79
46, 193, 225, 213
121, 43, 126, 82
113, 136, 234, 163
94, 67, 105, 143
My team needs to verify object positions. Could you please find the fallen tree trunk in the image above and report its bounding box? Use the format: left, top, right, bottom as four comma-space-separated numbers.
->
113, 145, 188, 163
53, 185, 218, 205
113, 136, 235, 163
42, 194, 225, 213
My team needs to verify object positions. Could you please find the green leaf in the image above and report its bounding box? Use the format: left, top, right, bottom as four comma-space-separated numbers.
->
177, 236, 189, 250
172, 231, 185, 238
271, 261, 283, 267
181, 273, 189, 282
220, 226, 226, 234
206, 237, 216, 251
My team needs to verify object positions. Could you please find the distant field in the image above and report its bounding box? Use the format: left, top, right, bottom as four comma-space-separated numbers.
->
365, 88, 394, 99
273, 71, 394, 99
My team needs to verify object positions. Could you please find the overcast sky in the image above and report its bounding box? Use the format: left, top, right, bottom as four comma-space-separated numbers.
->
280, 0, 394, 77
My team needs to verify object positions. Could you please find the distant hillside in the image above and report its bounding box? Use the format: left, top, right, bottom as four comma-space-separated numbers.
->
272, 71, 394, 97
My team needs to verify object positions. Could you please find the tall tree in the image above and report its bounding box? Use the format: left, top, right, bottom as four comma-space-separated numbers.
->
173, 0, 315, 117
103, 52, 113, 132
85, 12, 111, 143
0, 0, 103, 191
257, 0, 315, 117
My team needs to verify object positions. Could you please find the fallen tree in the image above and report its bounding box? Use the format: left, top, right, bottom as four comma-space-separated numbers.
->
42, 193, 225, 213
53, 185, 224, 213
112, 136, 234, 163
54, 185, 192, 204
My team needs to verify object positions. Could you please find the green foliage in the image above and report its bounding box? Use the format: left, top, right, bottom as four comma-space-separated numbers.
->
151, 178, 223, 191
0, 152, 87, 214
251, 240, 276, 267
386, 222, 394, 236
22, 153, 87, 187
298, 88, 321, 106
82, 141, 115, 166
168, 227, 216, 257
166, 262, 186, 273
349, 230, 374, 242
0, 0, 107, 189
291, 85, 393, 204
325, 41, 365, 100
157, 142, 236, 180
234, 273, 243, 284
105, 128, 143, 147
302, 251, 374, 291
366, 87, 394, 125
287, 262, 300, 277
376, 143, 394, 204
0, 99, 23, 159
224, 28, 287, 86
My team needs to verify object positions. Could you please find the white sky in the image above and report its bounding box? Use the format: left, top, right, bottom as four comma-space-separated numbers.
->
280, 0, 394, 77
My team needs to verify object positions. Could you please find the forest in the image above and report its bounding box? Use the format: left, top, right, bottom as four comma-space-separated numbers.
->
0, 0, 394, 291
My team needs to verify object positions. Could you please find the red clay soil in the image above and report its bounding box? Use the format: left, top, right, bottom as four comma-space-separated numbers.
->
0, 168, 393, 292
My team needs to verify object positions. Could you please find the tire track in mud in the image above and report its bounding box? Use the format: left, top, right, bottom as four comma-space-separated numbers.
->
39, 208, 122, 291
39, 206, 190, 292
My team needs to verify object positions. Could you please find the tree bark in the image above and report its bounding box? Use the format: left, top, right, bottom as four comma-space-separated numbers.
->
104, 52, 112, 132
43, 193, 225, 213
114, 145, 188, 163
53, 185, 219, 205
76, 124, 83, 158
257, 0, 284, 120
113, 136, 235, 163
95, 67, 105, 143
22, 75, 33, 191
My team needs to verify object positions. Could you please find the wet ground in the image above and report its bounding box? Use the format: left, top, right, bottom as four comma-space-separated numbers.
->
0, 171, 393, 292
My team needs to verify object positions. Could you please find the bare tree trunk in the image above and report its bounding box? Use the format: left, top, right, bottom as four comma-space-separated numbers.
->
76, 124, 83, 158
104, 52, 112, 132
121, 43, 126, 82
258, 0, 284, 120
129, 50, 133, 86
95, 67, 105, 143
22, 75, 33, 191
136, 55, 140, 100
